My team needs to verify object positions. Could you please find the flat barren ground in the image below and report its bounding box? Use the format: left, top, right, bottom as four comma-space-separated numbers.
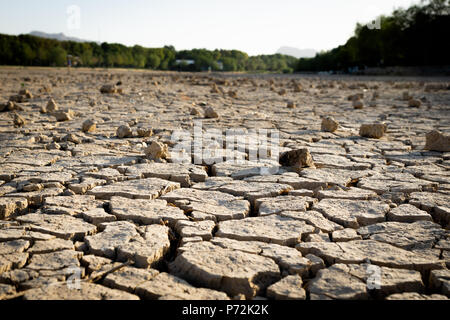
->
0, 67, 449, 300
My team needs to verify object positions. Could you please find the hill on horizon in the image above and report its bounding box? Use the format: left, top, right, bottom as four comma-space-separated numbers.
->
276, 46, 316, 58
29, 31, 94, 43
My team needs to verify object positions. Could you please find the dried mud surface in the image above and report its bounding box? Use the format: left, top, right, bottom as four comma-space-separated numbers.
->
0, 67, 449, 300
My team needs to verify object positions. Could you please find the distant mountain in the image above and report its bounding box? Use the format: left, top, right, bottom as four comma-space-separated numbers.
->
277, 46, 316, 58
29, 31, 92, 43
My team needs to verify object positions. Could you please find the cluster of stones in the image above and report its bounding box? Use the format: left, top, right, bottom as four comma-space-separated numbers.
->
0, 68, 449, 301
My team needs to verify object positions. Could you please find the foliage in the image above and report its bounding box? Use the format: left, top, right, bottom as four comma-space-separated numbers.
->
296, 0, 450, 72
0, 0, 446, 73
0, 34, 295, 73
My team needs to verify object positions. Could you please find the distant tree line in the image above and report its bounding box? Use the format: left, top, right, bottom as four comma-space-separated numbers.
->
296, 0, 450, 72
0, 0, 447, 73
0, 33, 297, 73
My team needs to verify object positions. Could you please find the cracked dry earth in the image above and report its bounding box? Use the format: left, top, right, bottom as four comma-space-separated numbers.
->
1, 67, 450, 301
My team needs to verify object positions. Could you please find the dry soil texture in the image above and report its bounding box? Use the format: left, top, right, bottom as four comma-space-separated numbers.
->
0, 67, 449, 300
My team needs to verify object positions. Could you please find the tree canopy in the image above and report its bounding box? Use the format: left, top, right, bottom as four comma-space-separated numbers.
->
0, 34, 296, 73
296, 0, 450, 72
0, 0, 447, 73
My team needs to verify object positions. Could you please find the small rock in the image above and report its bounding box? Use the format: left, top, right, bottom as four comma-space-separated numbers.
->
408, 98, 421, 108
353, 100, 364, 109
54, 110, 74, 122
287, 101, 296, 109
294, 84, 302, 92
46, 99, 59, 112
63, 133, 81, 144
144, 141, 169, 160
116, 124, 132, 138
19, 89, 33, 99
46, 142, 61, 150
13, 113, 26, 127
279, 148, 315, 171
228, 90, 238, 98
359, 123, 387, 139
402, 91, 411, 100
424, 130, 450, 152
137, 127, 152, 137
210, 83, 221, 94
205, 106, 219, 119
190, 107, 201, 116
348, 93, 363, 101
82, 119, 97, 133
321, 117, 339, 132
100, 84, 118, 94
9, 95, 26, 103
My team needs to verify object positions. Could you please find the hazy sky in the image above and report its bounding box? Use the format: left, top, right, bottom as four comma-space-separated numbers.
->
0, 0, 418, 55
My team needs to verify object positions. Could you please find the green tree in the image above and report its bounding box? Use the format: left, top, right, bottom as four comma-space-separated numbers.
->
48, 46, 66, 66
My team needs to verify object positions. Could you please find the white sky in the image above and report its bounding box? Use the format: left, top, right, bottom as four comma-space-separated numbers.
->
0, 0, 419, 55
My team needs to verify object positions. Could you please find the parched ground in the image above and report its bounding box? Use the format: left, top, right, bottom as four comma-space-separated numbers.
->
0, 66, 449, 300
